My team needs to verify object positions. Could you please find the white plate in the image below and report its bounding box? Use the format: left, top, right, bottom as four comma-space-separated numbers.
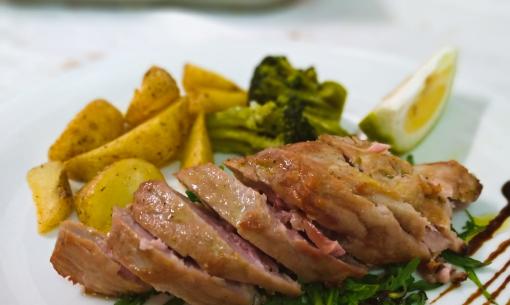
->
0, 42, 509, 305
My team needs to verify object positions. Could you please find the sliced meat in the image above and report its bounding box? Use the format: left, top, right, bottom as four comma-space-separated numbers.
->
225, 147, 433, 265
131, 181, 300, 296
50, 220, 150, 297
108, 208, 256, 305
419, 258, 467, 284
318, 135, 470, 251
414, 160, 482, 206
177, 164, 366, 283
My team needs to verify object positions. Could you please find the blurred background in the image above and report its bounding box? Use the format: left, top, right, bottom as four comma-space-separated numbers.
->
1, 0, 510, 103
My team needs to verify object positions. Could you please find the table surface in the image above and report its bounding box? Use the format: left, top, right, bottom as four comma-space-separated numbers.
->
1, 0, 509, 103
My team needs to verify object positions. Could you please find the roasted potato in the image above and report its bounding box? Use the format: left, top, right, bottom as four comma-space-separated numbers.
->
48, 99, 125, 161
125, 66, 180, 127
183, 63, 242, 93
188, 88, 248, 114
27, 162, 73, 233
75, 158, 164, 232
65, 98, 191, 182
180, 112, 213, 169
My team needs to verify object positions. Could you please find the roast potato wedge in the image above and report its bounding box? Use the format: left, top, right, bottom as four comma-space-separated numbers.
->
27, 162, 73, 233
180, 112, 213, 169
183, 63, 242, 93
66, 98, 191, 182
125, 66, 180, 127
188, 88, 247, 114
48, 99, 124, 161
75, 158, 164, 232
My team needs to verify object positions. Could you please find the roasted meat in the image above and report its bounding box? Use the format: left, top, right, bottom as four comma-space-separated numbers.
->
50, 221, 150, 296
226, 136, 481, 265
108, 208, 256, 305
177, 164, 367, 283
131, 180, 300, 296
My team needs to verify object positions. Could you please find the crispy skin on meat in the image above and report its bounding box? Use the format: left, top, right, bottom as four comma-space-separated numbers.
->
225, 148, 433, 265
50, 221, 150, 296
318, 135, 475, 251
131, 181, 299, 296
108, 208, 256, 305
414, 160, 482, 206
177, 164, 366, 283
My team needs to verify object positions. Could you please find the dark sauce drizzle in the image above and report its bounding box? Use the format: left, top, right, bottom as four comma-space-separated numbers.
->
434, 181, 510, 304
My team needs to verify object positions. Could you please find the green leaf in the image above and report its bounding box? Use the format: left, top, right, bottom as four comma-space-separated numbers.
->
466, 268, 498, 305
408, 280, 443, 291
458, 210, 487, 240
382, 258, 420, 291
441, 250, 486, 269
185, 190, 201, 203
403, 291, 428, 305
405, 154, 415, 165
114, 290, 157, 305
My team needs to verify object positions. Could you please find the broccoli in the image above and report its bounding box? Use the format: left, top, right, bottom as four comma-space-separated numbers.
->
207, 98, 316, 155
207, 56, 348, 155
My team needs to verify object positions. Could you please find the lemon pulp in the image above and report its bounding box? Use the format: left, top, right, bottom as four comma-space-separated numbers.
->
403, 63, 453, 133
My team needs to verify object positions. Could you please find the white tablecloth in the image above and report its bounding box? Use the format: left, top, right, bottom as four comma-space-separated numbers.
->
1, 0, 510, 103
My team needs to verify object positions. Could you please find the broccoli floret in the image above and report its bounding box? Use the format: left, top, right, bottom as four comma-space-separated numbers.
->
207, 56, 348, 155
207, 98, 315, 155
249, 56, 348, 137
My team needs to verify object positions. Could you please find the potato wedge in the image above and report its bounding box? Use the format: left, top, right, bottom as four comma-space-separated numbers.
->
188, 88, 248, 114
75, 158, 164, 232
183, 63, 242, 93
125, 66, 180, 127
48, 99, 125, 161
66, 98, 191, 182
27, 162, 73, 233
180, 112, 213, 169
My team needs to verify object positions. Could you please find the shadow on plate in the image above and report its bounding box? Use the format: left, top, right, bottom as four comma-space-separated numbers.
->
412, 92, 489, 163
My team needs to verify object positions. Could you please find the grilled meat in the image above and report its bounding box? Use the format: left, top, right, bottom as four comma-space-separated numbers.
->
50, 221, 150, 296
108, 208, 257, 305
130, 180, 300, 296
177, 164, 367, 283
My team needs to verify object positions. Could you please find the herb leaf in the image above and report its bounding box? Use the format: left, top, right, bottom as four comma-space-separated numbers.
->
466, 268, 497, 305
383, 258, 420, 291
405, 154, 415, 165
185, 190, 201, 203
114, 290, 157, 305
408, 280, 442, 292
441, 250, 486, 269
459, 210, 487, 240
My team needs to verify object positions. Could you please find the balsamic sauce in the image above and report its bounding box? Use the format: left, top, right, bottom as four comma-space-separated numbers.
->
430, 283, 460, 304
481, 273, 510, 305
434, 181, 510, 304
462, 259, 510, 305
466, 181, 510, 256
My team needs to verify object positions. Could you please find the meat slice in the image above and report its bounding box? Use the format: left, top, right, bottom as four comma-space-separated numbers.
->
414, 160, 482, 206
176, 164, 366, 283
130, 181, 300, 296
50, 221, 150, 297
225, 147, 433, 265
317, 135, 473, 251
108, 208, 256, 305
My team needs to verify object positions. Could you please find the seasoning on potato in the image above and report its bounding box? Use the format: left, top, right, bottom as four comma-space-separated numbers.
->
125, 66, 180, 127
65, 98, 191, 182
48, 99, 125, 162
180, 112, 213, 169
27, 162, 73, 233
183, 63, 242, 93
75, 158, 164, 232
188, 88, 248, 114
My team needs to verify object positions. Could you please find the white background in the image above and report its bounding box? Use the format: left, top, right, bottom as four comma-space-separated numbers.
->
1, 0, 510, 104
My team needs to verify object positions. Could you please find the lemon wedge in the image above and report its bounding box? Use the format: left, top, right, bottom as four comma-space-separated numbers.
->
359, 47, 458, 154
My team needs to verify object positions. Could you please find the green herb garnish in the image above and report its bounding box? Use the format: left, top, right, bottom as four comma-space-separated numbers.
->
114, 290, 157, 305
458, 210, 488, 240
405, 154, 415, 165
264, 258, 430, 305
185, 190, 201, 203
441, 250, 495, 304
